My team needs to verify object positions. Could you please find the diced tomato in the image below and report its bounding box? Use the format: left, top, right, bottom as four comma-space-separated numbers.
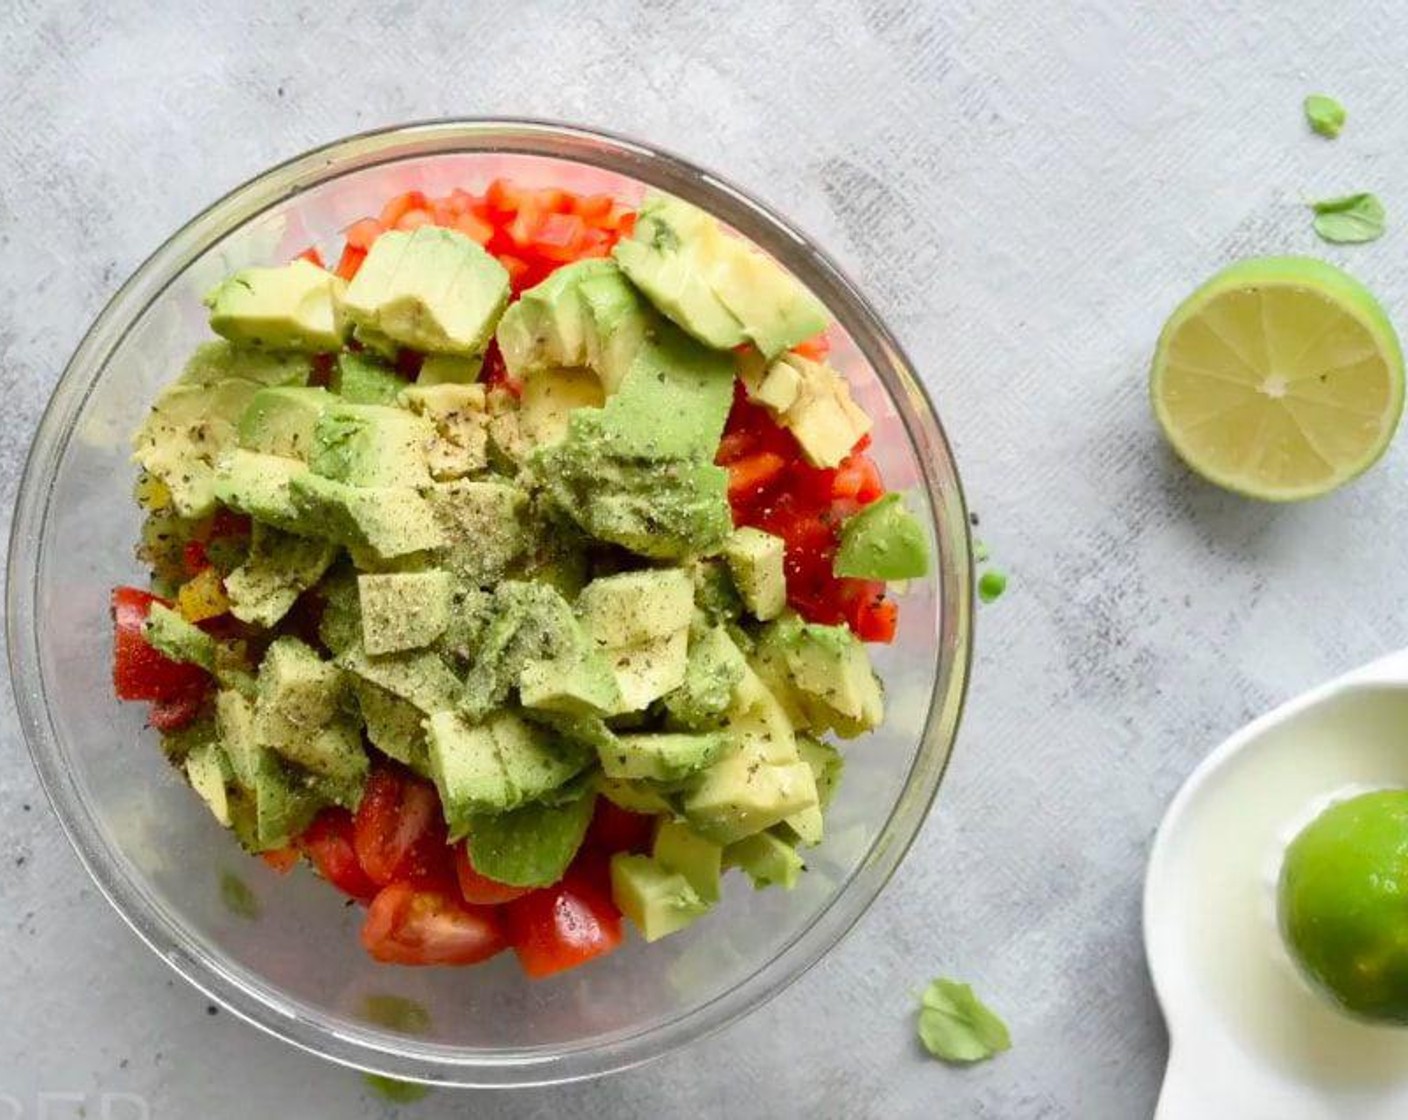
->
832, 453, 884, 504
452, 210, 494, 245
361, 882, 507, 966
791, 332, 831, 361
484, 178, 524, 217
298, 808, 379, 903
850, 592, 899, 644
352, 767, 454, 889
181, 540, 210, 577
344, 218, 386, 251
479, 341, 519, 396
497, 253, 532, 290
207, 509, 252, 541
455, 843, 531, 905
726, 452, 788, 505
395, 208, 434, 232
378, 190, 429, 229
533, 212, 588, 261
584, 800, 655, 855
147, 684, 209, 731
572, 193, 615, 222
334, 243, 367, 281
112, 586, 211, 703
504, 868, 623, 979
295, 246, 325, 268
260, 846, 300, 874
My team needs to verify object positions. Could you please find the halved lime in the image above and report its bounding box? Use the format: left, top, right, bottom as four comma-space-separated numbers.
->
1150, 256, 1404, 500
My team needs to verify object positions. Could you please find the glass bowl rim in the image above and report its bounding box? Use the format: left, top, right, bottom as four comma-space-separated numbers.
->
5, 117, 973, 1087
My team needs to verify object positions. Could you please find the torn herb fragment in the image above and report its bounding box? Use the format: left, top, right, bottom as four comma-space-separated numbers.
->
1311, 193, 1385, 244
918, 978, 1011, 1064
1304, 94, 1346, 139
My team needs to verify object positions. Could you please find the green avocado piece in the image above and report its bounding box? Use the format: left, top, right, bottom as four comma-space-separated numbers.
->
613, 195, 746, 351
724, 830, 804, 890
133, 378, 266, 519
798, 734, 844, 810
331, 350, 405, 405
417, 353, 483, 386
596, 774, 676, 816
357, 570, 452, 655
252, 637, 368, 789
236, 386, 333, 461
610, 853, 710, 942
723, 527, 787, 621
653, 819, 723, 903
753, 614, 884, 738
576, 569, 695, 647
315, 562, 362, 656
518, 368, 606, 448
682, 745, 817, 845
613, 193, 826, 359
175, 340, 312, 390
425, 710, 591, 837
424, 478, 530, 584
534, 323, 736, 560
338, 226, 510, 356
309, 402, 434, 489
599, 731, 730, 783
399, 383, 490, 480
143, 602, 216, 671
834, 492, 930, 580
689, 557, 745, 627
664, 626, 747, 731
224, 522, 338, 628
459, 791, 596, 888
205, 259, 346, 352
496, 259, 649, 393
337, 643, 461, 716
185, 740, 234, 827
211, 450, 308, 532
352, 678, 431, 777
288, 473, 445, 560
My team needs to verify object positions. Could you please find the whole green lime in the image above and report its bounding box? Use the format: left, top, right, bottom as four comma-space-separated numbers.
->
1279, 789, 1408, 1022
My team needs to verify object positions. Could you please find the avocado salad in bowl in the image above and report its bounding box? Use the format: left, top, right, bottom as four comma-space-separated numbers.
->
8, 122, 971, 1084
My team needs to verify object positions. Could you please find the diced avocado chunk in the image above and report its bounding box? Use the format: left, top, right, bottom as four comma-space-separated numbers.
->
252, 637, 368, 789
534, 325, 735, 560
690, 557, 745, 627
424, 478, 529, 584
798, 734, 844, 810
460, 581, 621, 720
175, 340, 311, 390
399, 383, 489, 480
683, 745, 818, 845
654, 819, 723, 903
596, 774, 675, 816
723, 527, 787, 621
204, 259, 346, 352
458, 792, 596, 888
756, 615, 884, 738
496, 259, 649, 393
743, 354, 871, 469
216, 688, 263, 789
577, 569, 695, 647
426, 710, 590, 837
834, 492, 929, 580
602, 630, 691, 714
224, 522, 337, 628
337, 643, 461, 715
186, 740, 233, 826
613, 193, 825, 360
236, 386, 333, 460
309, 402, 433, 489
519, 367, 606, 448
338, 226, 510, 356
316, 563, 361, 656
211, 450, 307, 531
143, 602, 216, 671
352, 678, 431, 777
288, 473, 445, 560
417, 353, 483, 385
332, 350, 405, 405
610, 853, 710, 942
133, 378, 265, 518
358, 570, 452, 655
599, 730, 730, 783
664, 625, 747, 730
724, 831, 804, 890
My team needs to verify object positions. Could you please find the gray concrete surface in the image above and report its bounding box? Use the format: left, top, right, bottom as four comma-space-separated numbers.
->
4, 1, 1407, 1116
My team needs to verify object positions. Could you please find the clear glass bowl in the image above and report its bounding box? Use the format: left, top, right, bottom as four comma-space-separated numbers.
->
6, 120, 972, 1087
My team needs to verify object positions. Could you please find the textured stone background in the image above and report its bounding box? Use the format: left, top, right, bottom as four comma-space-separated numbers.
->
4, 2, 1408, 1116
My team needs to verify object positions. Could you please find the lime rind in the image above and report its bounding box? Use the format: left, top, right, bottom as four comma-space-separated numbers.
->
1150, 256, 1404, 501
